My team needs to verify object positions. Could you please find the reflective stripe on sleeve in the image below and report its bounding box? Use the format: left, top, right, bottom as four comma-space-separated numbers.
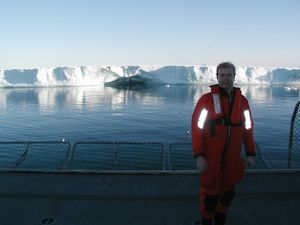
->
243, 110, 251, 129
197, 109, 208, 129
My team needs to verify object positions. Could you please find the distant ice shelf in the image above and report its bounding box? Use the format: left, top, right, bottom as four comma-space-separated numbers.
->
0, 65, 300, 87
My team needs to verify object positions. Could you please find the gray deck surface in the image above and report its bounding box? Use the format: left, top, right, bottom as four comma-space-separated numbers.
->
0, 169, 299, 225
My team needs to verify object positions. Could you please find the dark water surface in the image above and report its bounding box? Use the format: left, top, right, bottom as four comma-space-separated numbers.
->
0, 85, 299, 167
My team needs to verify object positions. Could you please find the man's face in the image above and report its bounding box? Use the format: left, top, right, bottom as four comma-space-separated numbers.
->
217, 67, 235, 89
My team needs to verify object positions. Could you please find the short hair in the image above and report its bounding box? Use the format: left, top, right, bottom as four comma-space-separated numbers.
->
216, 62, 236, 76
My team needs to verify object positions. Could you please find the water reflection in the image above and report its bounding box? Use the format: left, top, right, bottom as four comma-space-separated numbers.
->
240, 85, 300, 102
0, 85, 299, 110
0, 84, 299, 166
1, 64, 300, 168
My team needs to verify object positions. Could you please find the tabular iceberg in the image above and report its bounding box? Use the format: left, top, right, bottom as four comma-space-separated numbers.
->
0, 65, 299, 87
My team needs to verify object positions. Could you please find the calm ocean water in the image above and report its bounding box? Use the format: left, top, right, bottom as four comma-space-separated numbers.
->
0, 84, 299, 167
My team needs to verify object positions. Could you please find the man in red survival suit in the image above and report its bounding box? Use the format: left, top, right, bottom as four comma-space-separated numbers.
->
191, 62, 255, 225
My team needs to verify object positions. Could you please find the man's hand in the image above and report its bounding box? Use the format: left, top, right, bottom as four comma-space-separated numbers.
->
196, 155, 207, 174
244, 156, 254, 168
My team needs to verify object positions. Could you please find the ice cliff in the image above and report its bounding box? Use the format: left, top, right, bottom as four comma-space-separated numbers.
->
0, 65, 299, 87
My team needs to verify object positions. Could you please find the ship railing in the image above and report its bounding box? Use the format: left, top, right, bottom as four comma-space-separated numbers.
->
66, 141, 164, 170
0, 141, 71, 170
2, 102, 300, 171
288, 101, 300, 169
0, 140, 275, 171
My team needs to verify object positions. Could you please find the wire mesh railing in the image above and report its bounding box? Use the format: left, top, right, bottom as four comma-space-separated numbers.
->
168, 142, 195, 170
241, 143, 271, 169
168, 142, 270, 170
0, 122, 299, 171
66, 141, 164, 170
0, 141, 71, 170
288, 101, 300, 169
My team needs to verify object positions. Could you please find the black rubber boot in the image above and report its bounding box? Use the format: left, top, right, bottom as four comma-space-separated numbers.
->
214, 211, 227, 225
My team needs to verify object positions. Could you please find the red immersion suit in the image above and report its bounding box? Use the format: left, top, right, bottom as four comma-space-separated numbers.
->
191, 85, 255, 218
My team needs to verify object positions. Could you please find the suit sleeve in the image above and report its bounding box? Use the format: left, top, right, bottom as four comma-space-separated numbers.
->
191, 96, 206, 157
242, 96, 255, 156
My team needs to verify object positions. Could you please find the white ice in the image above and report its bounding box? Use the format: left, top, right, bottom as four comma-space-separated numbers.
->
0, 65, 299, 87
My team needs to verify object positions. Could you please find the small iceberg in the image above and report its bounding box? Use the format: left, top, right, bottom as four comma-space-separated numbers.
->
104, 75, 146, 89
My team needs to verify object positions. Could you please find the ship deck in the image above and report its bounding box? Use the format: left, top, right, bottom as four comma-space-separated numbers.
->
1, 169, 300, 225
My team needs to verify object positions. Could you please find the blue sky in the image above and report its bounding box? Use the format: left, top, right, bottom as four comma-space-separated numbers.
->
0, 0, 299, 68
